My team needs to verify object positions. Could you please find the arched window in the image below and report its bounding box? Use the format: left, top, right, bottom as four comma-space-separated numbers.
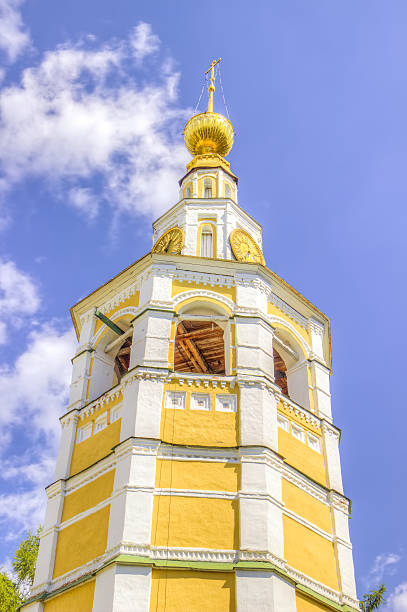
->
273, 348, 288, 396
204, 179, 212, 198
200, 225, 213, 258
185, 185, 191, 198
174, 320, 225, 375
225, 183, 231, 198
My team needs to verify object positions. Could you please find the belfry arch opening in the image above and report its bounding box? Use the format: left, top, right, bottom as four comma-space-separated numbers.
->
272, 329, 311, 409
112, 334, 132, 386
174, 320, 225, 374
273, 347, 288, 396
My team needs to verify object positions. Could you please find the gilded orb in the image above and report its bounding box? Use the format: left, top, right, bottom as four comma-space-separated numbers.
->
184, 112, 234, 157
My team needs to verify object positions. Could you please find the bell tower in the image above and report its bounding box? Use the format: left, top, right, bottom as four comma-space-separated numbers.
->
22, 61, 359, 612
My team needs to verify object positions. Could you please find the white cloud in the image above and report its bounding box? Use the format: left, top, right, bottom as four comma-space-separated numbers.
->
0, 25, 190, 223
367, 553, 401, 586
130, 22, 160, 63
0, 323, 75, 435
0, 258, 40, 343
68, 187, 99, 219
0, 322, 76, 544
0, 0, 30, 62
386, 582, 407, 612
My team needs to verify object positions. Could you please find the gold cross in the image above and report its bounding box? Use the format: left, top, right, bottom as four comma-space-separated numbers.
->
205, 58, 221, 112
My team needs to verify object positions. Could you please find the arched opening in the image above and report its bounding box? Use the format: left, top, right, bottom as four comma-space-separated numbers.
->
204, 179, 213, 198
112, 334, 132, 386
200, 225, 213, 258
273, 328, 310, 409
185, 184, 192, 198
174, 320, 225, 375
273, 347, 288, 396
225, 183, 231, 198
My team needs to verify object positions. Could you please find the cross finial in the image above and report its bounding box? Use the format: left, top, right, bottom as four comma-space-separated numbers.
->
205, 58, 221, 113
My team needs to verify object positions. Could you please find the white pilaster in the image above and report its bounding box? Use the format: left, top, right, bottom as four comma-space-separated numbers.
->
107, 440, 158, 551
88, 351, 115, 402
239, 449, 284, 559
121, 376, 164, 441
239, 382, 277, 450
130, 310, 173, 370
322, 422, 343, 494
286, 360, 311, 410
310, 360, 332, 420
235, 570, 296, 612
54, 412, 79, 480
308, 317, 325, 361
32, 481, 65, 592
68, 347, 93, 409
235, 315, 274, 379
92, 563, 152, 612
330, 492, 358, 602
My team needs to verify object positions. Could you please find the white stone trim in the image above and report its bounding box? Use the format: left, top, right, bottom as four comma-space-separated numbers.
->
269, 292, 308, 329
37, 540, 358, 609
173, 288, 235, 312
164, 390, 186, 410
173, 269, 234, 288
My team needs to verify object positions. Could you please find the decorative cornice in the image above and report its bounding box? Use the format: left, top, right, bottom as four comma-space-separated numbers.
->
97, 282, 139, 316
37, 542, 358, 609
269, 292, 308, 329
278, 396, 322, 431
165, 372, 236, 390
321, 420, 341, 441
60, 410, 79, 428
173, 269, 234, 288
78, 388, 123, 421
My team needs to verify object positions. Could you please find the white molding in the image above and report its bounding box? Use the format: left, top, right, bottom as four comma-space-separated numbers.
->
173, 269, 234, 288
269, 293, 308, 329
173, 288, 235, 312
36, 541, 359, 609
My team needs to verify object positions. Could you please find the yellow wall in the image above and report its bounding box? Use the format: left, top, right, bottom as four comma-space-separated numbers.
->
150, 569, 235, 612
282, 480, 331, 534
296, 592, 333, 612
53, 506, 110, 578
283, 515, 339, 591
43, 580, 95, 612
155, 459, 239, 492
161, 407, 238, 447
61, 470, 115, 522
278, 427, 326, 485
152, 496, 238, 550
70, 419, 121, 476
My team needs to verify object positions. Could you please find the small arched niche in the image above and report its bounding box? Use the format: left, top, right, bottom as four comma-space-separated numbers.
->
174, 302, 229, 375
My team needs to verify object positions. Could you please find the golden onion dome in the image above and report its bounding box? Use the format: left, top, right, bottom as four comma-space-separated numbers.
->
184, 112, 234, 157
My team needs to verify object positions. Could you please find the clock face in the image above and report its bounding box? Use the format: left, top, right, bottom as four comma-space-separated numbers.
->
229, 229, 265, 265
152, 227, 184, 255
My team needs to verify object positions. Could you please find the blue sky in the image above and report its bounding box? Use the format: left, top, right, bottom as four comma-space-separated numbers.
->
0, 1, 406, 607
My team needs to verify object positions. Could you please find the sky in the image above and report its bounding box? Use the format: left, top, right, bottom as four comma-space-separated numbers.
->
0, 0, 406, 607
